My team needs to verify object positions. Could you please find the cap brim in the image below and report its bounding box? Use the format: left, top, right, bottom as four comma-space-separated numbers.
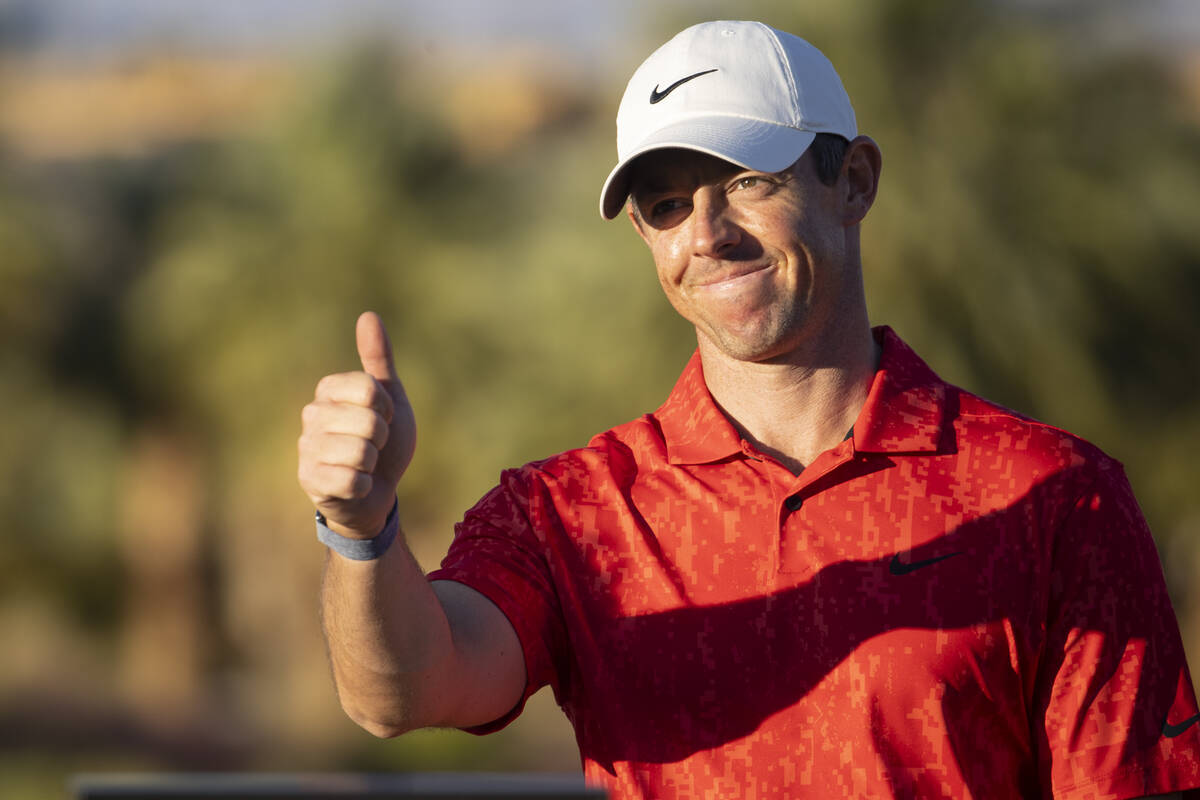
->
599, 117, 818, 219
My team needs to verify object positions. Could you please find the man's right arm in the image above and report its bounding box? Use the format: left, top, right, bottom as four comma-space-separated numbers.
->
297, 311, 525, 736
320, 544, 526, 736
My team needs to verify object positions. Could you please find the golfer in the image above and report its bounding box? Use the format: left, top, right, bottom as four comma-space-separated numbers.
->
298, 20, 1200, 799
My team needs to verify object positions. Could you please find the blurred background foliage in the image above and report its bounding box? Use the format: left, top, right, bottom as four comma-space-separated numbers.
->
1, 0, 1199, 795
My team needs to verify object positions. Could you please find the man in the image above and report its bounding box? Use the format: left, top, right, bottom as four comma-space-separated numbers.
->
297, 20, 1200, 799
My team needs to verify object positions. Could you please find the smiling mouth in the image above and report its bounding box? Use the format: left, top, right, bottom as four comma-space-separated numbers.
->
691, 263, 775, 290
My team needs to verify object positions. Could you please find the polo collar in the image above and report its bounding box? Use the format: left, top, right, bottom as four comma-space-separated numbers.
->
655, 327, 951, 466
851, 327, 949, 454
657, 350, 746, 465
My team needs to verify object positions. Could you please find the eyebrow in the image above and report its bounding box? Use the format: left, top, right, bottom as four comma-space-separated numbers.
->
631, 174, 717, 201
629, 172, 683, 197
630, 184, 666, 200
634, 159, 796, 192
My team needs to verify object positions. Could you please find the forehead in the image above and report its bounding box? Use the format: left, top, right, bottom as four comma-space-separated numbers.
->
626, 148, 746, 196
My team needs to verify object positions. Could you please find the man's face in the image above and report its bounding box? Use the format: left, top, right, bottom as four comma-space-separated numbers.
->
628, 147, 856, 364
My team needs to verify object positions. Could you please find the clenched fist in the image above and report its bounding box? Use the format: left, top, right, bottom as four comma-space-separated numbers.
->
298, 312, 417, 539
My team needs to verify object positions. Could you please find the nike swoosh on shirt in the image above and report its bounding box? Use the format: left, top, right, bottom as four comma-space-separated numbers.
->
1162, 712, 1200, 738
888, 551, 962, 576
649, 68, 718, 104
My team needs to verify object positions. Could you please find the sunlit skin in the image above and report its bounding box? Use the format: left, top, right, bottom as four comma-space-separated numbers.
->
626, 138, 884, 472
628, 148, 850, 365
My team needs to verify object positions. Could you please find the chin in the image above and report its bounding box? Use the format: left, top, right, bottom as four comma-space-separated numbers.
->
705, 334, 792, 364
704, 319, 806, 363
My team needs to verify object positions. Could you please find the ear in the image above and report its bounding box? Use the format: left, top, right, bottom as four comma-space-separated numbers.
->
840, 136, 882, 227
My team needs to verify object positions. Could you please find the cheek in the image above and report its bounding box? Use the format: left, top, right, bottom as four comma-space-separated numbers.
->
650, 240, 687, 287
657, 284, 697, 327
651, 257, 696, 320
654, 265, 686, 313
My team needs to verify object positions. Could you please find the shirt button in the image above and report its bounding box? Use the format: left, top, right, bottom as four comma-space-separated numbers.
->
784, 494, 803, 512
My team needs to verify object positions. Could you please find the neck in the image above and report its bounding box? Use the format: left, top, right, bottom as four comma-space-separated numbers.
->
698, 324, 881, 475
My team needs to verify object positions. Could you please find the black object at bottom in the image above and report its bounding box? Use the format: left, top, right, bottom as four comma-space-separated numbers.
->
70, 773, 606, 800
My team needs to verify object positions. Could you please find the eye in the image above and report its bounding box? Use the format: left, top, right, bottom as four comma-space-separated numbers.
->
636, 195, 691, 228
730, 174, 775, 196
652, 198, 688, 217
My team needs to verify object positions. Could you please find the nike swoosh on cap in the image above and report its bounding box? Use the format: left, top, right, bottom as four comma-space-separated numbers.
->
1162, 712, 1200, 738
888, 551, 962, 576
649, 68, 718, 104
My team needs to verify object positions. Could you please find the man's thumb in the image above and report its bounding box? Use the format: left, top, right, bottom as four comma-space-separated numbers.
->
356, 311, 399, 383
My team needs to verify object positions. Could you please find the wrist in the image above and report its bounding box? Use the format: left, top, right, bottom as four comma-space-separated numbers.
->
315, 499, 400, 561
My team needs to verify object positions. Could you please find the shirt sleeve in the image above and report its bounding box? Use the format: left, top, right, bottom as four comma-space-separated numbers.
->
1036, 459, 1200, 799
427, 466, 572, 735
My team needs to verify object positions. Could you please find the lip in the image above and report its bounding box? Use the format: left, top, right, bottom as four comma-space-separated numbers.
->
690, 263, 776, 291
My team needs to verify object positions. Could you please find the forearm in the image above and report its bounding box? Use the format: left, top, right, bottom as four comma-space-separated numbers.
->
320, 528, 456, 737
303, 313, 524, 735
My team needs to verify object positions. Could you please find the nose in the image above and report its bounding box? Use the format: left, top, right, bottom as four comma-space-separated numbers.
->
689, 187, 740, 257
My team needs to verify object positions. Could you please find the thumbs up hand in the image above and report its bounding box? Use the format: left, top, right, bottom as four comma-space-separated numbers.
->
298, 312, 417, 539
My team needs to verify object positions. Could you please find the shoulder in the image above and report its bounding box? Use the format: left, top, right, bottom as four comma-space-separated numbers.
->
951, 387, 1125, 493
459, 415, 668, 544
511, 413, 668, 493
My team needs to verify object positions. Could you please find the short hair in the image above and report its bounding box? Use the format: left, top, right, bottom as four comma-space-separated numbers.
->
809, 133, 849, 186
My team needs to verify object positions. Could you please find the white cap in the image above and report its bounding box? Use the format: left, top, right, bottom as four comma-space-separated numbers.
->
599, 20, 857, 219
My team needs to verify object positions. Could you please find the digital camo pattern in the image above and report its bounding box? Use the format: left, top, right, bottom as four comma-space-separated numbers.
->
430, 328, 1200, 799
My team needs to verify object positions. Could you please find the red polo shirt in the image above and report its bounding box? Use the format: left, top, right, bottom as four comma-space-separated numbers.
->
429, 327, 1200, 799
